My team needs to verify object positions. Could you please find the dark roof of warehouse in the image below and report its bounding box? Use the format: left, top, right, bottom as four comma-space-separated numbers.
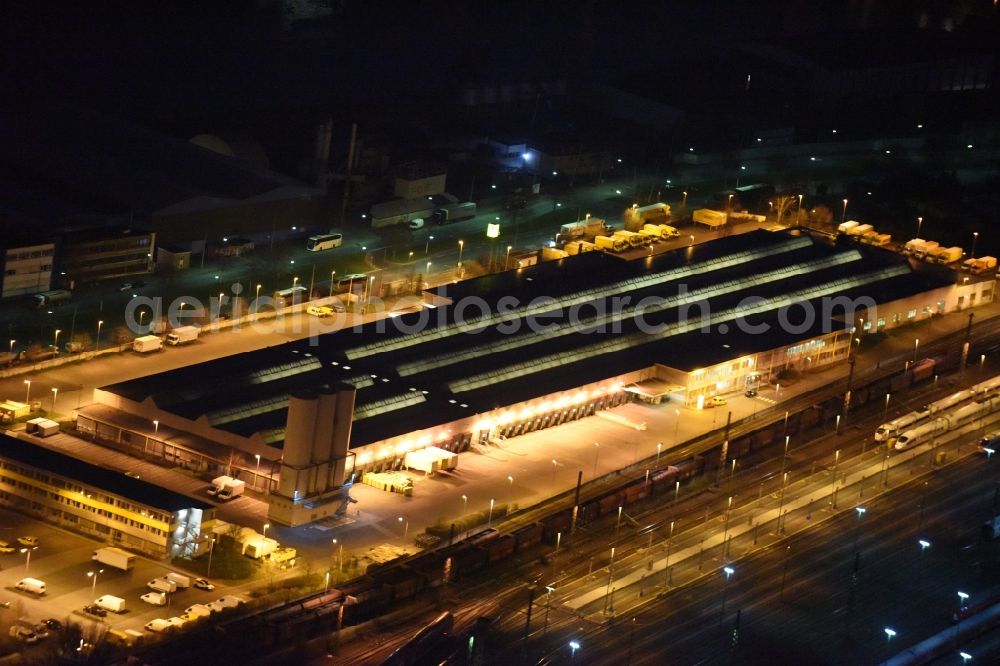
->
100, 229, 955, 450
0, 433, 212, 513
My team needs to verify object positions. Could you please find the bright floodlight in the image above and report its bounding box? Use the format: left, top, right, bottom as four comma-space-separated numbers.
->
958, 591, 969, 602
884, 627, 896, 638
984, 447, 995, 458
960, 652, 972, 662
521, 152, 531, 161
724, 566, 734, 576
569, 641, 580, 649
856, 506, 866, 515
918, 539, 930, 549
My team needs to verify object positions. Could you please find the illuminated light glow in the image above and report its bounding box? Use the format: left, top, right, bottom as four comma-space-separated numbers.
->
696, 395, 705, 410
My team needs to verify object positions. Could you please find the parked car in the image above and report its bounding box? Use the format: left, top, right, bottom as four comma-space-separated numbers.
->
41, 618, 63, 631
17, 536, 39, 547
9, 626, 40, 643
306, 305, 334, 318
83, 604, 107, 618
193, 578, 215, 591
0, 540, 15, 553
710, 396, 727, 407
744, 389, 758, 398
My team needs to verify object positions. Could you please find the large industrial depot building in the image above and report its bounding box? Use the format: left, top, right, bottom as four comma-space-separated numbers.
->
82, 230, 990, 526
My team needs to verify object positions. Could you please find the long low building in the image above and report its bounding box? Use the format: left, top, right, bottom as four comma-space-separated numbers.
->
0, 432, 214, 559
87, 229, 990, 526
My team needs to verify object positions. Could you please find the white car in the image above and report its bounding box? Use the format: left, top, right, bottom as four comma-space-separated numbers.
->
141, 592, 167, 606
193, 578, 215, 591
408, 218, 425, 230
17, 536, 39, 547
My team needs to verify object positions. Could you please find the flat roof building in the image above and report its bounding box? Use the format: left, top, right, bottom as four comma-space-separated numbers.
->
87, 230, 990, 525
0, 432, 214, 559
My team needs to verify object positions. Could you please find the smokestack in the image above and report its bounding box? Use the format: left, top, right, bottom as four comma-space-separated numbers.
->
278, 391, 317, 498
329, 384, 356, 488
310, 387, 338, 494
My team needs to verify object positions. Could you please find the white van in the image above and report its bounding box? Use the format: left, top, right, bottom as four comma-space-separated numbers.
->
95, 595, 126, 613
15, 578, 46, 595
408, 218, 425, 230
147, 578, 177, 594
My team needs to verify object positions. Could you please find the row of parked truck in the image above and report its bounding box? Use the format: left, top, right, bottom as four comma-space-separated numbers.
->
839, 221, 996, 273
133, 325, 201, 353
594, 224, 682, 253
837, 220, 892, 246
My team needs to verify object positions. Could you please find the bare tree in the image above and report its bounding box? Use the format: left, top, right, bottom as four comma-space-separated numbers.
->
772, 194, 801, 227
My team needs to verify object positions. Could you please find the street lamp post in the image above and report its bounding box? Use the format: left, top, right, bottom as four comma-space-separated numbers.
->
398, 516, 409, 540
957, 591, 970, 642
262, 523, 270, 541
673, 409, 680, 443
543, 585, 554, 634
916, 216, 923, 238
153, 420, 159, 434
458, 240, 464, 265
51, 387, 58, 413
914, 338, 920, 363
20, 547, 36, 573
917, 539, 930, 586
656, 441, 662, 467
852, 506, 867, 554
254, 454, 261, 492
777, 472, 789, 533
797, 194, 803, 223
461, 494, 468, 514
592, 442, 600, 479
841, 198, 848, 225
53, 328, 61, 352
972, 232, 979, 259
720, 566, 735, 620
487, 499, 495, 527
206, 537, 216, 577
424, 235, 434, 255
96, 320, 103, 352
884, 627, 896, 647
24, 379, 31, 403
333, 538, 343, 573
569, 641, 580, 662
883, 393, 891, 423
88, 569, 103, 596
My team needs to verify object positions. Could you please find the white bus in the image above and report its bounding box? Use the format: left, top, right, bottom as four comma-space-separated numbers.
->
307, 233, 343, 251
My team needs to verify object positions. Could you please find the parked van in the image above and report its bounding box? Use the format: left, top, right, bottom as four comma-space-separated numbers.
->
166, 572, 191, 589
147, 578, 177, 594
95, 595, 126, 613
15, 578, 46, 595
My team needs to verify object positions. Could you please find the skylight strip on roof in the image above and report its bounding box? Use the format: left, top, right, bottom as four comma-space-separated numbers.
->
449, 264, 908, 392
399, 250, 859, 378
344, 237, 813, 359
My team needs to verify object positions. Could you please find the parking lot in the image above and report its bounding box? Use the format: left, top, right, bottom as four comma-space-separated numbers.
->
0, 507, 246, 643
